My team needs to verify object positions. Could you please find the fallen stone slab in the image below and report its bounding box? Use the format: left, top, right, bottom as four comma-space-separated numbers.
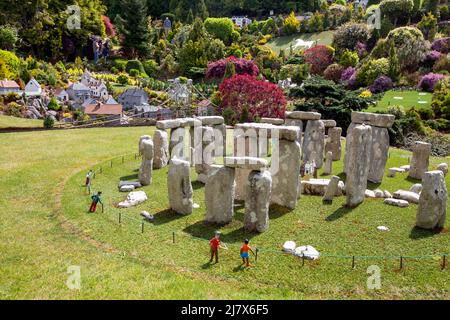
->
118, 181, 142, 189
384, 190, 393, 198
118, 191, 148, 208
282, 241, 296, 253
393, 190, 420, 204
287, 111, 321, 120
351, 111, 395, 128
301, 179, 345, 196
322, 120, 337, 128
365, 190, 376, 198
294, 245, 320, 260
400, 165, 410, 172
260, 117, 285, 125
140, 211, 155, 222
197, 116, 224, 126
388, 167, 405, 177
156, 119, 181, 130
410, 184, 423, 195
224, 157, 268, 171
119, 185, 135, 193
384, 198, 409, 207
374, 189, 385, 198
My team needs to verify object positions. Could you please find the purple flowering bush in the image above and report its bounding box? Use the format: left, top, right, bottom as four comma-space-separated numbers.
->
206, 56, 259, 79
370, 75, 393, 94
431, 37, 450, 54
340, 67, 357, 88
418, 73, 445, 92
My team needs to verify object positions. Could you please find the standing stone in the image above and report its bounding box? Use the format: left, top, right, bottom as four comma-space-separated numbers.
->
323, 151, 333, 175
195, 126, 215, 184
270, 140, 302, 209
325, 127, 342, 161
235, 168, 252, 201
167, 159, 193, 215
139, 135, 151, 155
169, 127, 185, 160
138, 139, 154, 186
284, 119, 303, 143
213, 123, 227, 158
153, 129, 169, 169
244, 170, 272, 233
416, 171, 447, 229
302, 120, 325, 168
409, 142, 432, 180
323, 176, 341, 204
346, 125, 372, 208
205, 166, 235, 224
436, 163, 449, 176
368, 127, 390, 183
343, 122, 357, 174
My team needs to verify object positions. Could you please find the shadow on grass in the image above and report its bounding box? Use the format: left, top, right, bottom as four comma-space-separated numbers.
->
152, 208, 185, 226
325, 206, 354, 222
409, 226, 443, 240
405, 176, 422, 184
192, 181, 204, 190
120, 173, 138, 181
183, 221, 258, 244
269, 204, 294, 219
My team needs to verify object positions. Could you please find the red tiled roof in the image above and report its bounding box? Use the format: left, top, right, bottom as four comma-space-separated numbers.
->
85, 103, 123, 115
0, 80, 20, 89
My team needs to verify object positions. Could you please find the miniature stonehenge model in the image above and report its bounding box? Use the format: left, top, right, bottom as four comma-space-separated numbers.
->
416, 170, 447, 230
168, 158, 193, 215
409, 141, 432, 180
138, 138, 154, 186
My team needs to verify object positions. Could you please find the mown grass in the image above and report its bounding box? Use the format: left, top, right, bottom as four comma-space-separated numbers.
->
368, 90, 433, 113
59, 130, 450, 299
267, 31, 335, 54
0, 115, 43, 128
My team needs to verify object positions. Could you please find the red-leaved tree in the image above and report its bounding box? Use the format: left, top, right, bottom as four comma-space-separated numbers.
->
304, 45, 334, 75
103, 16, 116, 38
206, 56, 259, 79
218, 74, 287, 123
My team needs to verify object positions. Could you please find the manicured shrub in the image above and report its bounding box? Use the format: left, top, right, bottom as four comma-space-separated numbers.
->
0, 49, 20, 77
370, 75, 394, 93
283, 12, 300, 35
279, 64, 310, 84
304, 45, 335, 75
43, 115, 55, 129
117, 73, 130, 85
340, 67, 357, 87
332, 23, 370, 53
431, 37, 450, 53
323, 64, 344, 83
126, 60, 145, 75
114, 59, 127, 72
204, 18, 235, 44
47, 98, 61, 111
206, 56, 259, 79
129, 69, 140, 77
418, 73, 445, 92
218, 74, 287, 124
356, 58, 389, 86
339, 50, 359, 68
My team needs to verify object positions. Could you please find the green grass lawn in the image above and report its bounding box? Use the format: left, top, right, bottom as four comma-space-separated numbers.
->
368, 90, 433, 113
1, 127, 449, 299
267, 31, 335, 54
0, 115, 43, 128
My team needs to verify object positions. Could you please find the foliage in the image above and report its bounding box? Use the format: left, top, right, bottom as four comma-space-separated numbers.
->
379, 0, 414, 26
47, 98, 61, 111
339, 50, 359, 68
340, 66, 357, 88
417, 12, 437, 41
125, 59, 145, 75
418, 73, 445, 92
120, 0, 151, 58
103, 15, 116, 38
283, 12, 300, 36
356, 58, 390, 86
117, 73, 130, 85
206, 56, 259, 79
43, 115, 54, 129
387, 42, 400, 82
143, 59, 159, 78
323, 63, 344, 83
204, 18, 235, 45
0, 25, 19, 50
0, 49, 20, 78
279, 64, 310, 84
431, 37, 450, 54
370, 75, 394, 93
332, 23, 370, 53
304, 45, 335, 75
218, 74, 287, 124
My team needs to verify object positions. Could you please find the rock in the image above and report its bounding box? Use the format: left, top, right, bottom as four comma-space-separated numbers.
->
384, 198, 409, 208
325, 127, 342, 161
118, 181, 142, 189
409, 141, 431, 180
410, 184, 423, 195
365, 190, 376, 198
168, 159, 193, 215
139, 135, 152, 155
282, 241, 296, 253
270, 140, 302, 209
323, 176, 341, 203
302, 179, 345, 196
205, 166, 235, 224
284, 119, 303, 141
194, 126, 215, 181
384, 190, 393, 198
244, 170, 272, 233
302, 120, 325, 168
118, 191, 148, 208
153, 129, 169, 169
197, 116, 224, 126
179, 117, 201, 127
140, 211, 155, 222
234, 168, 252, 201
156, 119, 181, 130
368, 127, 390, 183
260, 117, 284, 125
377, 226, 389, 231
169, 127, 185, 160
436, 163, 449, 176
400, 165, 410, 172
287, 111, 321, 120
276, 126, 301, 142
374, 189, 385, 198
416, 171, 447, 229
213, 123, 227, 158
388, 167, 405, 178
322, 120, 337, 128
119, 185, 135, 192
323, 151, 333, 175
346, 125, 372, 208
293, 245, 320, 260
351, 112, 395, 128
138, 139, 154, 186
224, 157, 268, 171
393, 190, 420, 204
235, 123, 300, 142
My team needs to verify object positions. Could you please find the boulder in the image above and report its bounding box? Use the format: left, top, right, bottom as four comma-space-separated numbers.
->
409, 141, 431, 180
410, 184, 423, 195
294, 245, 320, 260
168, 159, 193, 215
118, 191, 148, 208
416, 171, 447, 229
384, 198, 409, 208
205, 166, 235, 224
244, 170, 272, 233
393, 190, 420, 204
282, 241, 296, 253
153, 129, 169, 169
287, 111, 321, 120
436, 163, 449, 176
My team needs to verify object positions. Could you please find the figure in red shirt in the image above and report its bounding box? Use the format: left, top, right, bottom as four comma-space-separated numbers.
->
209, 231, 222, 264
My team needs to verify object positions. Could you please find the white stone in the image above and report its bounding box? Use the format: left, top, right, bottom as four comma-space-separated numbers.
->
436, 163, 449, 176
302, 179, 345, 196
384, 190, 393, 198
393, 190, 420, 204
293, 245, 320, 260
377, 226, 389, 231
140, 211, 154, 221
138, 139, 154, 186
384, 198, 409, 207
118, 191, 148, 208
410, 184, 423, 195
282, 241, 296, 253
416, 171, 447, 229
400, 165, 410, 172
365, 190, 376, 198
374, 189, 385, 198
119, 185, 135, 192
388, 167, 405, 178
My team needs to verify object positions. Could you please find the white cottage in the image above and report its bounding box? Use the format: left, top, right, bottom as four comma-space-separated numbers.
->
0, 79, 20, 95
25, 78, 42, 97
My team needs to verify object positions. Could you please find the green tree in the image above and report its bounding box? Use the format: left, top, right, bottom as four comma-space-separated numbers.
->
0, 25, 19, 50
388, 42, 400, 82
120, 0, 151, 58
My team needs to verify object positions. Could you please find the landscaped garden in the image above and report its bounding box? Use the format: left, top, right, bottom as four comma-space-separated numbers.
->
368, 90, 433, 112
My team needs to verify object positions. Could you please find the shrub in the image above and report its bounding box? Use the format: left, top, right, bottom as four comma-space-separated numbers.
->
304, 45, 335, 75
102, 16, 116, 38
117, 73, 130, 85
218, 74, 287, 124
432, 55, 450, 73
143, 59, 159, 78
0, 25, 19, 50
379, 0, 414, 25
283, 12, 300, 35
356, 58, 390, 86
340, 67, 357, 87
339, 50, 359, 68
418, 73, 445, 92
332, 23, 370, 53
204, 18, 235, 44
279, 64, 310, 84
424, 50, 441, 68
114, 59, 127, 72
323, 64, 344, 83
370, 75, 394, 93
47, 98, 61, 111
431, 37, 450, 53
43, 116, 54, 129
0, 49, 20, 77
206, 56, 259, 79
126, 60, 145, 75
129, 69, 140, 77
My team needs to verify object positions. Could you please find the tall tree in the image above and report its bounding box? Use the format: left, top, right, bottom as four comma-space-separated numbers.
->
120, 0, 151, 58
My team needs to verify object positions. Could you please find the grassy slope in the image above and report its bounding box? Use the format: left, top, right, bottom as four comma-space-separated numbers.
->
0, 115, 43, 128
1, 127, 449, 299
368, 90, 433, 113
267, 31, 335, 54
